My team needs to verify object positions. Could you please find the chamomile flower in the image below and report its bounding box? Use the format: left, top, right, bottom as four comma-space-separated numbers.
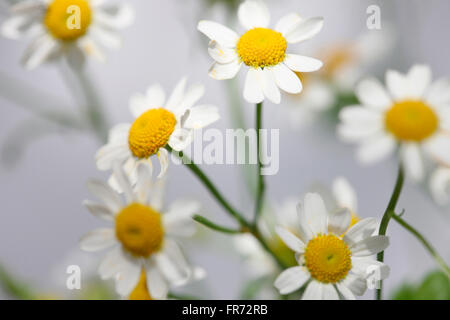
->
338, 65, 450, 181
430, 167, 450, 206
1, 0, 134, 69
80, 162, 202, 298
197, 0, 324, 104
96, 78, 220, 185
274, 193, 390, 300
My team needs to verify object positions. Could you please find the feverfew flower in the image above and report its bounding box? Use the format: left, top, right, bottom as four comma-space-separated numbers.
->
198, 0, 323, 104
80, 163, 202, 298
274, 193, 389, 300
338, 65, 450, 181
96, 78, 220, 185
1, 0, 134, 69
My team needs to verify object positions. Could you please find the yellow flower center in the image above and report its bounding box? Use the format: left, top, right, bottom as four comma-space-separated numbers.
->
129, 270, 153, 300
237, 28, 287, 68
128, 108, 177, 159
115, 203, 164, 257
304, 234, 352, 283
385, 100, 438, 142
44, 0, 92, 41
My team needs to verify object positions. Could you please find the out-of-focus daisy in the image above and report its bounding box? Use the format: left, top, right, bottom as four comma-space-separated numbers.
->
331, 177, 361, 228
274, 193, 389, 300
96, 78, 219, 185
338, 65, 450, 181
286, 30, 393, 128
80, 162, 202, 298
430, 167, 450, 206
198, 0, 323, 104
1, 0, 134, 69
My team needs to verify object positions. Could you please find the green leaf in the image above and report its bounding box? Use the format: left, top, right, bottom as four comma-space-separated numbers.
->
391, 270, 450, 300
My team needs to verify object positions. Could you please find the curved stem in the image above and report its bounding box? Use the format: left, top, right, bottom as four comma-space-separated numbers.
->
391, 212, 450, 279
193, 215, 241, 234
376, 163, 404, 300
254, 102, 265, 226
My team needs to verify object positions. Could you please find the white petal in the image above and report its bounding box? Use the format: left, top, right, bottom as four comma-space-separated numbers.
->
208, 40, 237, 64
146, 84, 166, 108
108, 123, 130, 144
157, 148, 169, 178
332, 177, 358, 212
197, 20, 239, 47
95, 143, 130, 171
337, 122, 383, 143
243, 68, 264, 103
168, 128, 193, 151
350, 235, 389, 256
112, 161, 134, 203
155, 240, 191, 286
22, 35, 59, 70
284, 54, 323, 72
351, 257, 390, 280
98, 247, 127, 279
77, 37, 105, 62
296, 202, 314, 243
356, 77, 392, 111
86, 179, 122, 212
146, 263, 169, 299
89, 25, 122, 49
430, 167, 450, 206
134, 160, 153, 204
302, 193, 328, 235
344, 218, 378, 245
273, 63, 302, 94
322, 283, 339, 300
274, 266, 310, 295
115, 259, 141, 297
302, 280, 323, 300
209, 60, 242, 80
338, 105, 382, 125
275, 226, 305, 253
129, 92, 150, 118
356, 134, 396, 165
179, 84, 205, 112
386, 69, 409, 101
183, 105, 220, 129
1, 15, 36, 39
79, 228, 116, 252
328, 208, 351, 235
275, 13, 302, 36
238, 0, 270, 29
405, 65, 432, 99
284, 17, 324, 44
262, 69, 281, 104
336, 283, 356, 300
163, 200, 200, 237
425, 78, 450, 107
424, 134, 450, 166
94, 3, 135, 29
166, 77, 187, 111
83, 200, 115, 221
341, 273, 367, 296
400, 143, 424, 182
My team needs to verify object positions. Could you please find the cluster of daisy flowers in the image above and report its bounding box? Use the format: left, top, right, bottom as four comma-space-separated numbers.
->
2, 0, 450, 301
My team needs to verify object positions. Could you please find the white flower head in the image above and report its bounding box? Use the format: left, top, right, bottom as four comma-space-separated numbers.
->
338, 65, 450, 182
198, 0, 324, 104
274, 193, 390, 300
1, 0, 134, 69
80, 162, 202, 299
96, 78, 220, 187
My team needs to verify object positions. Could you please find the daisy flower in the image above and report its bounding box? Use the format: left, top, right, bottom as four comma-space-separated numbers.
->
95, 78, 220, 185
274, 193, 390, 300
338, 65, 450, 181
197, 0, 324, 104
80, 162, 202, 299
1, 0, 134, 69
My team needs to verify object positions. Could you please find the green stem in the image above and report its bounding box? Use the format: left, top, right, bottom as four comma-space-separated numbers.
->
376, 163, 404, 300
193, 215, 241, 234
391, 212, 450, 279
254, 102, 265, 226
0, 264, 35, 300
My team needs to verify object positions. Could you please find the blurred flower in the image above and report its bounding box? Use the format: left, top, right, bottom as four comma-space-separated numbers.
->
95, 78, 220, 185
430, 167, 450, 206
338, 65, 450, 181
198, 0, 323, 104
80, 162, 202, 299
1, 0, 134, 69
285, 30, 394, 128
274, 193, 390, 300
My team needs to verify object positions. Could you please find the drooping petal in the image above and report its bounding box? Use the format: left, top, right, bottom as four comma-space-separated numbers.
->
145, 262, 169, 299
275, 226, 305, 253
273, 63, 302, 94
243, 68, 264, 103
21, 35, 59, 70
83, 200, 115, 221
332, 177, 358, 212
284, 54, 323, 72
95, 143, 130, 171
155, 240, 191, 286
163, 200, 200, 237
86, 179, 123, 212
209, 60, 242, 80
168, 128, 193, 151
157, 148, 169, 178
350, 235, 389, 257
208, 40, 238, 64
262, 68, 281, 104
274, 266, 310, 295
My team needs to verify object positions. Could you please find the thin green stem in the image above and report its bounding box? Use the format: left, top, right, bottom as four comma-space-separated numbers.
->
193, 215, 242, 234
376, 164, 404, 300
254, 102, 265, 226
391, 212, 450, 279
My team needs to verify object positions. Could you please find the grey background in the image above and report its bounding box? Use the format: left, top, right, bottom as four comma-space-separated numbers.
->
0, 0, 449, 299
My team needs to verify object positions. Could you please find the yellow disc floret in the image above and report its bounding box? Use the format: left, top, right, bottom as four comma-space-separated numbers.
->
237, 28, 287, 68
129, 270, 153, 300
115, 203, 164, 257
385, 100, 438, 142
304, 234, 352, 283
44, 0, 92, 41
128, 108, 177, 159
